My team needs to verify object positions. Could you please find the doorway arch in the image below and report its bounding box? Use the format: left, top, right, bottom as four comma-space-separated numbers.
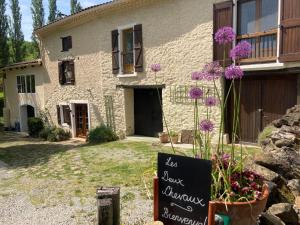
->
20, 105, 35, 132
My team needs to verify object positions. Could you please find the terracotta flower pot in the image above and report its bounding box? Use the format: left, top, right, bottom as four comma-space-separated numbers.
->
159, 133, 169, 143
209, 185, 269, 225
170, 136, 178, 144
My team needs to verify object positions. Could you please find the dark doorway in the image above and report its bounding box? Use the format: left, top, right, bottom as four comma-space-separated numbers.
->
134, 88, 163, 137
27, 105, 35, 118
226, 74, 297, 143
75, 104, 89, 138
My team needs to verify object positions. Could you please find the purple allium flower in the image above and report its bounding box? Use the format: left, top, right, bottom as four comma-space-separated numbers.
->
202, 61, 223, 80
189, 87, 203, 99
150, 64, 161, 72
205, 97, 217, 107
230, 41, 252, 60
199, 119, 214, 132
214, 26, 236, 45
225, 65, 244, 80
191, 71, 204, 81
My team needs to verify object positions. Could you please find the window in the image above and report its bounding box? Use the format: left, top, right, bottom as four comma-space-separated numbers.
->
238, 0, 278, 35
62, 105, 71, 126
58, 60, 75, 85
61, 36, 72, 51
111, 24, 143, 75
17, 75, 35, 93
121, 28, 134, 74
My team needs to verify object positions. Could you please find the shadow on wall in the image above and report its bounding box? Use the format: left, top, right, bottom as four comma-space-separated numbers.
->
91, 103, 105, 128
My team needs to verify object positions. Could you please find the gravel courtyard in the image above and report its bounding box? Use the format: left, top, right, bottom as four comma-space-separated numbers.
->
0, 132, 164, 225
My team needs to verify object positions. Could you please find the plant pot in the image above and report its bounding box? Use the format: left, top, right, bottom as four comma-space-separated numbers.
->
159, 133, 169, 143
170, 136, 178, 144
209, 185, 269, 225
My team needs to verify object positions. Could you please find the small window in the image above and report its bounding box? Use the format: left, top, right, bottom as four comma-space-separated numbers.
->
17, 75, 35, 93
58, 60, 75, 85
121, 28, 134, 74
62, 105, 71, 126
61, 36, 72, 52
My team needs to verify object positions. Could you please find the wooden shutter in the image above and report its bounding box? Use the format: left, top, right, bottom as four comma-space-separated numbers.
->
69, 60, 75, 84
58, 61, 64, 85
213, 1, 233, 65
111, 29, 119, 74
279, 0, 300, 62
56, 105, 61, 125
134, 24, 143, 72
67, 36, 72, 49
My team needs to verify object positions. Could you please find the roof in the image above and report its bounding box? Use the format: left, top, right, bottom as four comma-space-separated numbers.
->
34, 0, 129, 36
0, 59, 42, 73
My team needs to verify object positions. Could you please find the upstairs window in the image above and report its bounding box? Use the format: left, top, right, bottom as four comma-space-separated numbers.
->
61, 36, 72, 52
238, 0, 278, 35
17, 75, 35, 93
58, 60, 75, 85
111, 24, 143, 75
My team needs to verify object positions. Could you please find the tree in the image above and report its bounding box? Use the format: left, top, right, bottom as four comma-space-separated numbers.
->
48, 0, 57, 23
0, 0, 9, 67
31, 0, 44, 58
70, 0, 82, 14
9, 0, 24, 63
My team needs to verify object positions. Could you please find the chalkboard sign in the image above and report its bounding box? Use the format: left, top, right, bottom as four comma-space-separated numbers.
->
157, 153, 212, 225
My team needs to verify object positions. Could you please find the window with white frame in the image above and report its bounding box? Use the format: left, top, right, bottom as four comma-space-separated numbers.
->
17, 75, 35, 93
57, 104, 71, 126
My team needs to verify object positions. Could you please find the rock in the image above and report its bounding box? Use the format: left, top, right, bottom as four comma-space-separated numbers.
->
249, 164, 280, 182
275, 139, 294, 148
267, 203, 298, 224
287, 179, 300, 197
260, 212, 285, 225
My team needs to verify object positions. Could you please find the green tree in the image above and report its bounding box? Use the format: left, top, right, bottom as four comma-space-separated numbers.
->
70, 0, 82, 14
31, 0, 44, 58
48, 0, 57, 23
9, 0, 24, 63
0, 0, 9, 67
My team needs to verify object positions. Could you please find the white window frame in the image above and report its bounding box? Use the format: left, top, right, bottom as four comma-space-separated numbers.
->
58, 103, 72, 128
16, 74, 35, 93
117, 23, 137, 77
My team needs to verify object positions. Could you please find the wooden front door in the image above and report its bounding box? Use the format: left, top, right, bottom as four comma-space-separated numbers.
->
233, 75, 297, 143
134, 88, 163, 137
75, 104, 88, 138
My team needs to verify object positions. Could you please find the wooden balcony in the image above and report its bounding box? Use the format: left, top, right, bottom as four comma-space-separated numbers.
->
237, 29, 278, 64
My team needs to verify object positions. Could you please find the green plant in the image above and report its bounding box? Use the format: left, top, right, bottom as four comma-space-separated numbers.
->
88, 124, 118, 144
258, 126, 275, 144
39, 126, 70, 142
28, 117, 44, 137
169, 130, 178, 137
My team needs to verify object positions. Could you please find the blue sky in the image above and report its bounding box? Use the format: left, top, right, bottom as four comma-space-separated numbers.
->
6, 0, 110, 41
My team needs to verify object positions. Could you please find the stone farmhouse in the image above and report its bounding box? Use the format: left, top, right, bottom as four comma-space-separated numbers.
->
1, 0, 300, 143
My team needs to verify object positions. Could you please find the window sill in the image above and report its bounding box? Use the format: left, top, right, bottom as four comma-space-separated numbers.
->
117, 73, 137, 78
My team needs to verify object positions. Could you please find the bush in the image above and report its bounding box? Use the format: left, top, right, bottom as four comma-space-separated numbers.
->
39, 126, 71, 142
88, 124, 118, 144
258, 125, 275, 145
28, 117, 44, 137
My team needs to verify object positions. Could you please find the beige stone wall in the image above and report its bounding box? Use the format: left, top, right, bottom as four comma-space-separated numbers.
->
4, 66, 45, 127
38, 0, 223, 138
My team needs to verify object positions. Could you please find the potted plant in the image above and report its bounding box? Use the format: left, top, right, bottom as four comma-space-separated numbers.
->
169, 130, 179, 144
150, 26, 269, 225
158, 132, 169, 143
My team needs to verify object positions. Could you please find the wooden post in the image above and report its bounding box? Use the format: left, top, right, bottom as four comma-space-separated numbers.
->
96, 187, 120, 225
153, 176, 159, 221
208, 201, 216, 225
97, 198, 113, 225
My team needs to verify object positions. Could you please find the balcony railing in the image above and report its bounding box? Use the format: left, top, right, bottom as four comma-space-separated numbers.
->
237, 29, 277, 64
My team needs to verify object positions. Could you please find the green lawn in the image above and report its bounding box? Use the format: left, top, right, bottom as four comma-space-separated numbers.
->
0, 132, 261, 223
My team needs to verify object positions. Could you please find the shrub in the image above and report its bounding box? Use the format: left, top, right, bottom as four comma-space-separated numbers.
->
258, 125, 275, 145
28, 117, 44, 137
88, 124, 118, 144
39, 126, 71, 142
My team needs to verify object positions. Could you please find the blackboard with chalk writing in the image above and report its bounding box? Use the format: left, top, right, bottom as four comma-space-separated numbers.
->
158, 153, 212, 225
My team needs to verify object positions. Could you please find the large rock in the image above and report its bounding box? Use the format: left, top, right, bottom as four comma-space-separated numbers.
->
260, 212, 285, 225
287, 179, 300, 198
267, 203, 298, 224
